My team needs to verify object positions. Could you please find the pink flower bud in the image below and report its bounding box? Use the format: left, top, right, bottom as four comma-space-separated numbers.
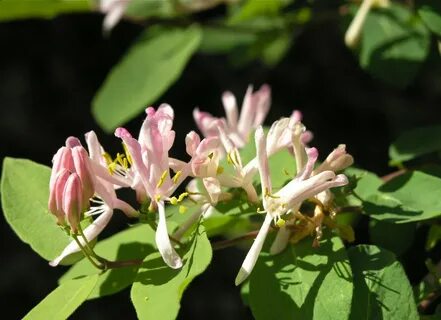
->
62, 173, 83, 234
48, 168, 70, 225
49, 147, 73, 191
72, 146, 94, 207
65, 136, 82, 148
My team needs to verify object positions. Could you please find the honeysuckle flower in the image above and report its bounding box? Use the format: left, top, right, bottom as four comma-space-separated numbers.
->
48, 139, 95, 227
49, 132, 138, 267
194, 84, 271, 148
99, 0, 131, 33
235, 127, 349, 285
216, 126, 259, 203
269, 144, 354, 255
116, 104, 192, 269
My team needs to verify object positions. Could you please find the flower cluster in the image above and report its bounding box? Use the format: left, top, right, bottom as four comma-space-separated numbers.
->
48, 84, 353, 282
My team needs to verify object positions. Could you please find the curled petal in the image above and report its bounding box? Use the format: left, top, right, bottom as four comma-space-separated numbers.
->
253, 84, 271, 128
222, 91, 238, 129
270, 226, 292, 255
237, 85, 254, 138
255, 127, 272, 203
49, 206, 113, 267
235, 213, 272, 285
202, 177, 221, 204
297, 147, 319, 181
185, 131, 201, 156
85, 131, 105, 165
115, 127, 153, 197
156, 201, 183, 269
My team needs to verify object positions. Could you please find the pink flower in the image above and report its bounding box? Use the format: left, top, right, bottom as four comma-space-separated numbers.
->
194, 84, 271, 148
235, 127, 349, 285
49, 132, 137, 267
116, 105, 189, 269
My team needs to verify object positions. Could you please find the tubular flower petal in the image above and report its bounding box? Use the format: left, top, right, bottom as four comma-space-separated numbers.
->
156, 201, 183, 269
235, 125, 350, 284
194, 84, 271, 148
62, 173, 83, 233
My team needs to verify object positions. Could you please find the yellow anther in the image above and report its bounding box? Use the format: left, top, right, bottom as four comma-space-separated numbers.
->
216, 166, 224, 175
103, 152, 113, 166
122, 142, 132, 165
108, 162, 117, 175
115, 153, 125, 166
227, 153, 233, 164
179, 205, 188, 214
170, 197, 178, 205
177, 192, 188, 202
276, 218, 286, 228
172, 170, 182, 184
155, 195, 161, 202
264, 188, 280, 199
156, 170, 168, 188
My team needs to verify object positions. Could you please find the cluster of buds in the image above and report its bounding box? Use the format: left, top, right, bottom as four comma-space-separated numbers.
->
48, 84, 353, 283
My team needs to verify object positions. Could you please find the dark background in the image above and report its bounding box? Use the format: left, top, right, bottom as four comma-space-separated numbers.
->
1, 8, 440, 320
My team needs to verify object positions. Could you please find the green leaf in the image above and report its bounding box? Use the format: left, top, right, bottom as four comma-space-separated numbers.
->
240, 281, 250, 306
418, 0, 441, 37
358, 3, 430, 87
229, 0, 292, 24
59, 224, 156, 299
1, 157, 71, 260
348, 245, 418, 320
389, 125, 441, 165
23, 274, 98, 320
249, 235, 353, 320
92, 25, 202, 132
369, 219, 415, 256
335, 167, 383, 207
131, 223, 212, 320
0, 0, 90, 21
125, 0, 176, 19
365, 170, 441, 223
199, 27, 257, 54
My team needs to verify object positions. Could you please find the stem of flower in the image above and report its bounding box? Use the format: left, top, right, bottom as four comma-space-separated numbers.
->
72, 234, 105, 270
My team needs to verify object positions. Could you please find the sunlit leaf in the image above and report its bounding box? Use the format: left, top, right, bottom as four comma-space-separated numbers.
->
348, 245, 418, 319
59, 224, 156, 299
131, 223, 212, 320
92, 25, 202, 132
1, 157, 71, 261
23, 274, 98, 320
249, 235, 353, 320
0, 0, 90, 21
364, 171, 441, 223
